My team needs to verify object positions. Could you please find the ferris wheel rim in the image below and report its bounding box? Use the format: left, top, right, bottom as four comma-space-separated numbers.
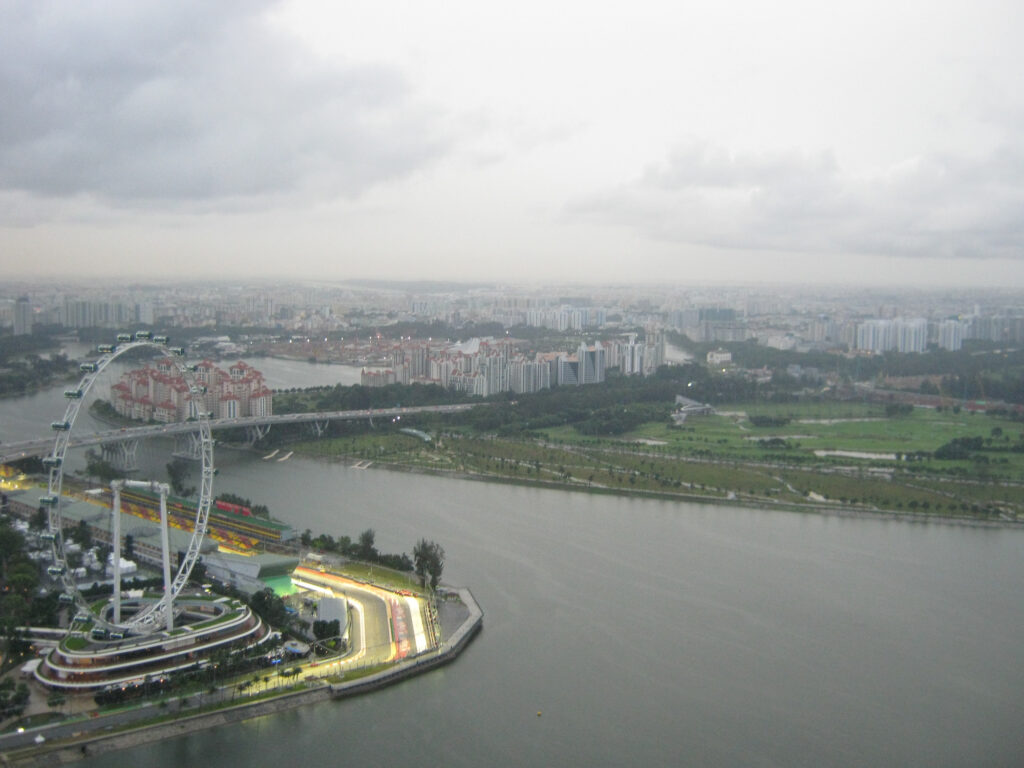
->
45, 337, 214, 635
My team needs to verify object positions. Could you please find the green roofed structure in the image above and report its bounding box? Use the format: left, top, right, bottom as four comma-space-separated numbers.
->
202, 551, 301, 594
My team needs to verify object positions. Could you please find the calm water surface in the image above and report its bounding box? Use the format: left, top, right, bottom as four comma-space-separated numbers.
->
3, 372, 1023, 767
74, 459, 1024, 768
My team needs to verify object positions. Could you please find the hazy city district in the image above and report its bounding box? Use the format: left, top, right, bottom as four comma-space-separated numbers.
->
0, 279, 1023, 763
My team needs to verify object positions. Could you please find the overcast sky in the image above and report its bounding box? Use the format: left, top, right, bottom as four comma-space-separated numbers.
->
2, 0, 1023, 287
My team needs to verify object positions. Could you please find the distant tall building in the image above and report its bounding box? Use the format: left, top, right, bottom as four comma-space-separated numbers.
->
557, 356, 579, 386
894, 318, 928, 353
577, 343, 606, 385
61, 298, 136, 329
810, 315, 838, 343
13, 296, 32, 336
621, 336, 644, 375
856, 319, 894, 353
937, 319, 965, 351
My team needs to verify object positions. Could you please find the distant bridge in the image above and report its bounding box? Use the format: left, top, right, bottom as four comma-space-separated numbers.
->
0, 404, 478, 469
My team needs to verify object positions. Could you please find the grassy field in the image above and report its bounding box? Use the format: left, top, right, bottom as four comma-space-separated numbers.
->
332, 561, 424, 593
537, 404, 1024, 478
288, 404, 1024, 521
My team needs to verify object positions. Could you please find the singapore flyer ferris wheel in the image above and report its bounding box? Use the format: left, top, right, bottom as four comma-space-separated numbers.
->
41, 332, 215, 636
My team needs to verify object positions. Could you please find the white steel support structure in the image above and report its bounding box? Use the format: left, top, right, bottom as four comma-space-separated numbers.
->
44, 337, 214, 637
158, 485, 173, 631
112, 483, 123, 624
111, 480, 176, 631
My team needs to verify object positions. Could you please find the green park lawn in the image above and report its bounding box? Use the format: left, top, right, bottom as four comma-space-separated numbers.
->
537, 404, 1024, 477
289, 403, 1024, 518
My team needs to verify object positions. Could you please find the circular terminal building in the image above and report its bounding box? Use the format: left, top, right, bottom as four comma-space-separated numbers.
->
36, 594, 270, 691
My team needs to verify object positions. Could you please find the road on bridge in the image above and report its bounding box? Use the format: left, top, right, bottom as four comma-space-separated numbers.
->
0, 403, 481, 464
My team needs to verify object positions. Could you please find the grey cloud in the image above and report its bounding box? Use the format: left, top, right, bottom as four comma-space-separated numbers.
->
0, 1, 448, 209
642, 143, 841, 190
572, 141, 1024, 261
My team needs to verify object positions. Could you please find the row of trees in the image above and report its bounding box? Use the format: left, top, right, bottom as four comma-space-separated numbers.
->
0, 677, 30, 719
0, 517, 41, 632
298, 527, 445, 589
300, 527, 415, 572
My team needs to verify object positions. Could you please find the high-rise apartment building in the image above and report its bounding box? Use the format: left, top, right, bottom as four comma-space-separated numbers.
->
13, 296, 32, 336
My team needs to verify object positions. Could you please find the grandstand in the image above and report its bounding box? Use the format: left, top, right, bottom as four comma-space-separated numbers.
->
96, 487, 294, 552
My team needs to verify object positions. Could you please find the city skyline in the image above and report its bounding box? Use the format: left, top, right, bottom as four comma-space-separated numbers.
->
2, 1, 1024, 288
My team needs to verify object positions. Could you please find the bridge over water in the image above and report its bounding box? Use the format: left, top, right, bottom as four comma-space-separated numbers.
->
0, 404, 478, 469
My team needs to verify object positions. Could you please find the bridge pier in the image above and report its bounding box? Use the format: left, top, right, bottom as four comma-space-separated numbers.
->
101, 440, 139, 472
312, 419, 330, 437
172, 432, 205, 461
245, 424, 271, 445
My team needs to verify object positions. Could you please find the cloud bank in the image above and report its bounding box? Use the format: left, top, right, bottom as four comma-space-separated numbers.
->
0, 1, 447, 211
572, 140, 1024, 261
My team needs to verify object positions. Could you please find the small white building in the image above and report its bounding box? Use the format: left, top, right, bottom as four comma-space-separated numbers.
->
106, 555, 137, 577
707, 349, 732, 367
317, 596, 349, 634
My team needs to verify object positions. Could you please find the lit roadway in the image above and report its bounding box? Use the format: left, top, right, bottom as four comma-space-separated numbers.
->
0, 404, 479, 464
292, 571, 399, 671
0, 578, 407, 754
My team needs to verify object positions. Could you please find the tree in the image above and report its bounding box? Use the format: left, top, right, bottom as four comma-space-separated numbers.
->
2, 593, 29, 625
70, 519, 92, 549
85, 449, 125, 484
357, 528, 377, 561
313, 618, 341, 641
0, 679, 30, 719
47, 692, 67, 713
30, 506, 48, 531
413, 539, 445, 590
166, 458, 196, 497
0, 521, 26, 581
249, 588, 289, 628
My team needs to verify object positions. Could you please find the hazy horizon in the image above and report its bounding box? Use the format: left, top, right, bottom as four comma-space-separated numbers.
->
3, 1, 1023, 288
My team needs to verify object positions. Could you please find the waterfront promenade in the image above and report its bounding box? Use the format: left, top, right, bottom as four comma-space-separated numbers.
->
0, 588, 482, 767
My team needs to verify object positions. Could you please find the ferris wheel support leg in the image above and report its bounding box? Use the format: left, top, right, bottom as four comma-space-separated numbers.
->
112, 481, 123, 625
159, 486, 174, 631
